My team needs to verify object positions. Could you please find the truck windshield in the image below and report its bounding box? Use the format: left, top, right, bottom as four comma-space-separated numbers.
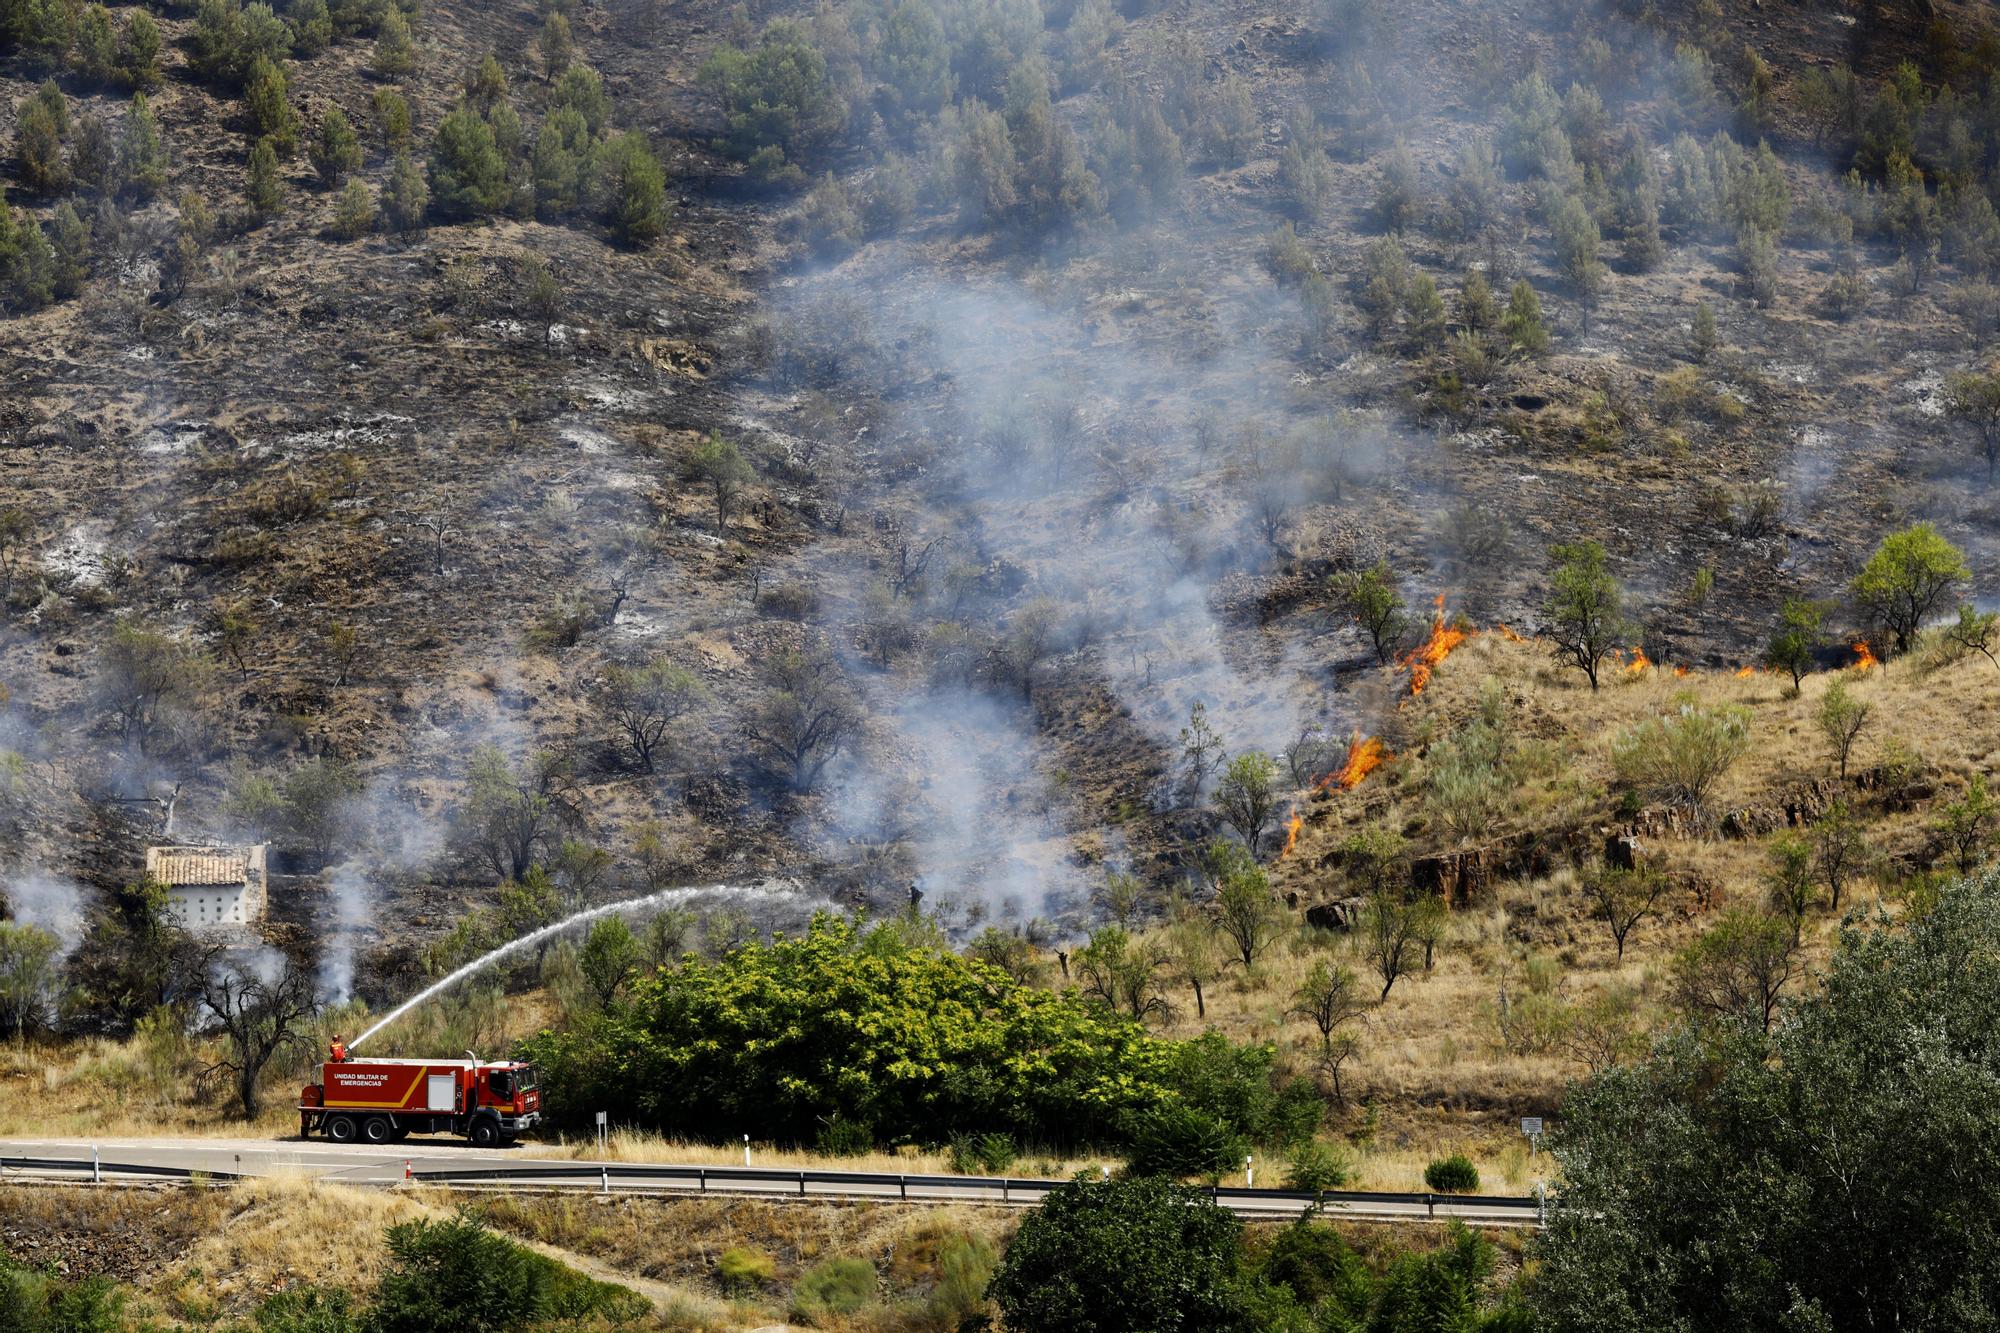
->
517, 1066, 538, 1093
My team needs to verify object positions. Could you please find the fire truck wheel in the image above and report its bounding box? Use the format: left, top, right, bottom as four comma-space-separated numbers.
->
389, 1124, 411, 1141
362, 1116, 394, 1145
325, 1114, 358, 1143
469, 1117, 501, 1147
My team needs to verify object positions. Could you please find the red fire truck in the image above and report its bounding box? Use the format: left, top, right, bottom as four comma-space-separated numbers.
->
299, 1057, 542, 1146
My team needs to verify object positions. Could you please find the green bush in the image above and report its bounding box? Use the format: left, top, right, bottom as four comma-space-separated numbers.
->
1424, 1154, 1480, 1193
1258, 1219, 1371, 1311
253, 1285, 360, 1332
1282, 1140, 1350, 1194
716, 1246, 776, 1295
988, 1176, 1250, 1333
371, 1210, 646, 1333
789, 1258, 876, 1324
815, 1115, 874, 1156
949, 1131, 1016, 1174
0, 1262, 126, 1333
927, 1234, 999, 1326
1125, 1101, 1244, 1180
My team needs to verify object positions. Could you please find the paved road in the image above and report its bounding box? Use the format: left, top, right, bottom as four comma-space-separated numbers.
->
0, 1137, 1542, 1227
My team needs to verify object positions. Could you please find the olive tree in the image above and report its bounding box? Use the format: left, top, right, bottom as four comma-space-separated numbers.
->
1585, 864, 1669, 961
200, 945, 319, 1117
685, 432, 752, 536
743, 647, 857, 793
459, 746, 583, 881
1945, 369, 2000, 480
1817, 677, 1871, 780
596, 656, 702, 773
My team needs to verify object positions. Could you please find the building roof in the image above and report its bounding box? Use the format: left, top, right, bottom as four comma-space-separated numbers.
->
149, 849, 249, 887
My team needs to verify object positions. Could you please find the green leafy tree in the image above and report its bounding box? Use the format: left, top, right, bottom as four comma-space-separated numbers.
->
1765, 833, 1816, 945
1814, 797, 1863, 912
0, 923, 62, 1039
1329, 560, 1406, 663
372, 1211, 644, 1333
1817, 676, 1871, 781
1542, 539, 1629, 690
987, 1177, 1251, 1333
743, 647, 856, 793
576, 915, 639, 1010
1214, 751, 1280, 853
684, 431, 751, 534
1540, 869, 2000, 1331
458, 745, 581, 881
1849, 522, 1967, 655
1763, 597, 1827, 692
1669, 909, 1799, 1032
1206, 841, 1279, 969
525, 915, 1196, 1145
1946, 603, 2000, 669
1936, 774, 1998, 875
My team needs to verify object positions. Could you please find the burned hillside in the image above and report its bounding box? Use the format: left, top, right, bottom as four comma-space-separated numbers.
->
3, 0, 2000, 1156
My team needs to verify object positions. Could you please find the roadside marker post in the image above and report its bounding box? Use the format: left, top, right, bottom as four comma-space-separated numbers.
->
91, 1146, 99, 1185
595, 1110, 607, 1154
743, 1134, 751, 1166
404, 1160, 412, 1180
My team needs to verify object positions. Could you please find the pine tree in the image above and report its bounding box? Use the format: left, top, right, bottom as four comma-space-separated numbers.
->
370, 87, 412, 149
118, 93, 168, 199
538, 12, 572, 79
290, 0, 332, 55
17, 88, 69, 194
330, 176, 375, 238
383, 150, 428, 231
246, 136, 286, 218
46, 200, 90, 297
371, 5, 414, 77
427, 102, 506, 218
1502, 278, 1549, 356
119, 10, 163, 89
530, 106, 595, 216
75, 3, 119, 84
309, 105, 362, 186
1690, 300, 1717, 363
605, 130, 668, 244
243, 54, 298, 154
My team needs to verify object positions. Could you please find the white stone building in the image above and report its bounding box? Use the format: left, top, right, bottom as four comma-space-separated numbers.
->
146, 845, 269, 932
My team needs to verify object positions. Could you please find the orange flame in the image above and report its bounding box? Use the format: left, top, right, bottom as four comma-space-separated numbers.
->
1494, 623, 1528, 643
1673, 665, 1692, 678
1851, 640, 1878, 672
1280, 810, 1304, 858
1733, 665, 1757, 679
1625, 647, 1652, 674
1318, 733, 1389, 791
1402, 595, 1471, 696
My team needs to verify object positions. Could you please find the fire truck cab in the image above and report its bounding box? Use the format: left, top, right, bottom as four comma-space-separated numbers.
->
299, 1057, 542, 1147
